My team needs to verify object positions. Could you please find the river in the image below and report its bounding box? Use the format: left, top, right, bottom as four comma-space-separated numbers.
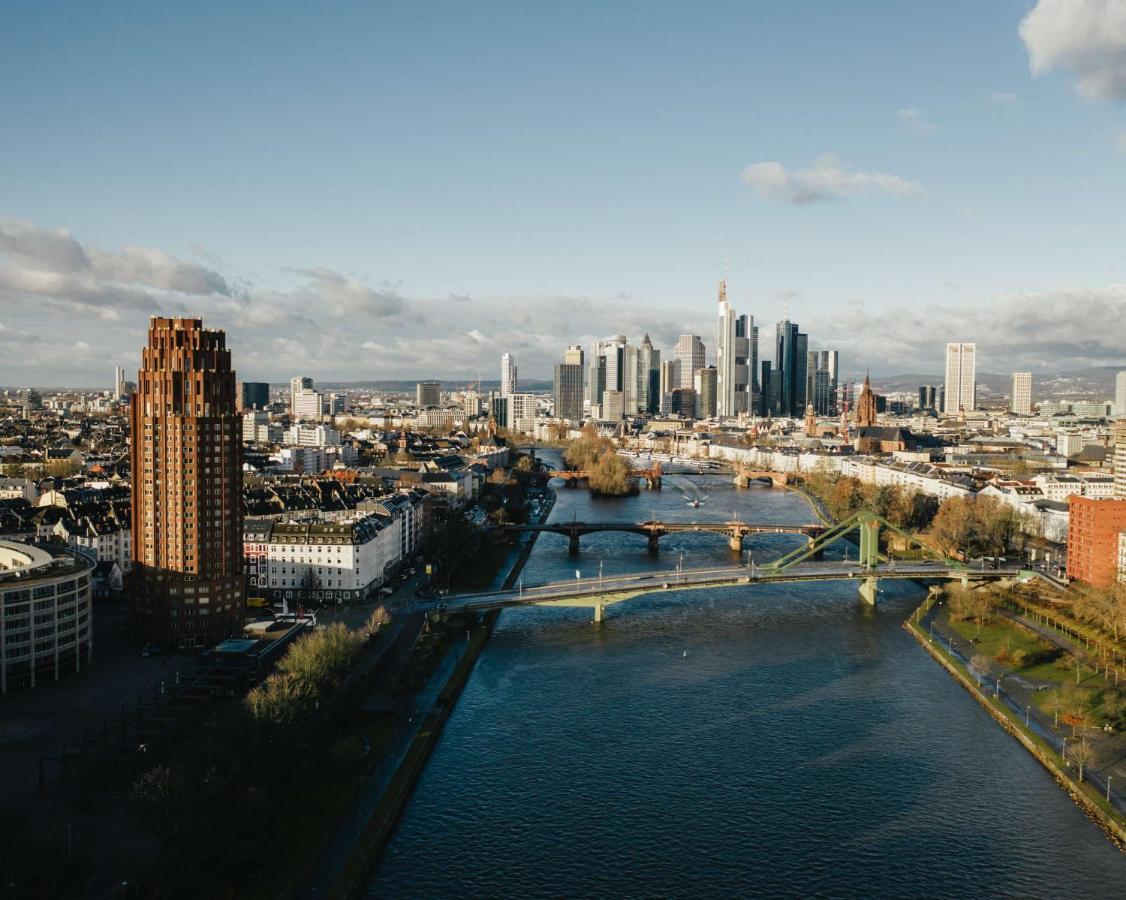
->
369, 456, 1124, 897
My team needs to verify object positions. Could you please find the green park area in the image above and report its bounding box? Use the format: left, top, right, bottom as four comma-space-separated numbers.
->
937, 583, 1126, 788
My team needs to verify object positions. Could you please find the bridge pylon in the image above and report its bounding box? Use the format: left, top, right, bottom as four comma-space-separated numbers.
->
647, 533, 660, 555
859, 576, 879, 606
568, 533, 580, 556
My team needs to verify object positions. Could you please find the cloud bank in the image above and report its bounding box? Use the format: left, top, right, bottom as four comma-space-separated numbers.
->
1, 219, 1122, 385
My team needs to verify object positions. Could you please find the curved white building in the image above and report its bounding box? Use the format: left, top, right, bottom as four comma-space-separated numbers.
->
0, 540, 94, 693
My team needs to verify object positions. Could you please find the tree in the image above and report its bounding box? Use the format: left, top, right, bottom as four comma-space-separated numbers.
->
363, 606, 391, 637
930, 497, 975, 558
969, 654, 992, 687
1070, 738, 1094, 783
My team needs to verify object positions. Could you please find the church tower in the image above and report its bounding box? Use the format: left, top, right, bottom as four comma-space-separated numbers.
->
854, 372, 878, 428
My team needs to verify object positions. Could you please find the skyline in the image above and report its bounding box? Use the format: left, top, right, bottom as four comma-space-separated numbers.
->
4, 1, 1126, 383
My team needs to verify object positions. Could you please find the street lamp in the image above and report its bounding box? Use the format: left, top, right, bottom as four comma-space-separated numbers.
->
1108, 775, 1113, 803
1025, 705, 1031, 727
599, 560, 603, 593
1062, 737, 1069, 765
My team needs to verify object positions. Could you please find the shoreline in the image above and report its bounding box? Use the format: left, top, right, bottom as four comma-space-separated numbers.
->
903, 599, 1126, 851
316, 484, 557, 899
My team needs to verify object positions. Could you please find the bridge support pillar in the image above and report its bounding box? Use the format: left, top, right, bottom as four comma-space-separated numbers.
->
647, 533, 660, 555
568, 533, 580, 556
859, 576, 879, 606
729, 533, 743, 553
593, 600, 604, 625
807, 538, 824, 561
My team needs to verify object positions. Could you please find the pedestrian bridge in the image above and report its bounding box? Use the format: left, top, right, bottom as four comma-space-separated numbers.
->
487, 520, 826, 554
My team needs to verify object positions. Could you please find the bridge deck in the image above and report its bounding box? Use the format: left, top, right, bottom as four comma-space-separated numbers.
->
415, 562, 1026, 615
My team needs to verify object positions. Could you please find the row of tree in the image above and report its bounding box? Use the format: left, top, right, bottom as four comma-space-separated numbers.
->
131, 610, 390, 893
802, 472, 1031, 560
1071, 583, 1126, 642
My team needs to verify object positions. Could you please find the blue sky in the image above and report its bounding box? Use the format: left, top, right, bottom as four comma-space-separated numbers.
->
2, 0, 1125, 384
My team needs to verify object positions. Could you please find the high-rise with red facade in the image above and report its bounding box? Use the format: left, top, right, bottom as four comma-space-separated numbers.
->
1066, 496, 1126, 588
130, 317, 244, 648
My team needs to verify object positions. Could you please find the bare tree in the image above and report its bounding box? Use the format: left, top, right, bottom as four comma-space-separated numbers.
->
1070, 738, 1094, 783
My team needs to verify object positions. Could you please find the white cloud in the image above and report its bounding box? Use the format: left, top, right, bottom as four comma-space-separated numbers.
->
1020, 0, 1126, 100
1116, 129, 1126, 152
740, 153, 925, 204
898, 107, 937, 137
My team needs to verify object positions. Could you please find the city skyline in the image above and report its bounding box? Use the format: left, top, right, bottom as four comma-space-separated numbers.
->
4, 2, 1126, 383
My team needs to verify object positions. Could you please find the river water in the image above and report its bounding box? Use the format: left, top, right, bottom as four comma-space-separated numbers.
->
370, 458, 1124, 897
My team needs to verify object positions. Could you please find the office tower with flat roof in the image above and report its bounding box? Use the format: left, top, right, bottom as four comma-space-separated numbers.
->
659, 360, 680, 414
131, 317, 243, 649
500, 353, 517, 397
918, 384, 936, 411
694, 366, 717, 419
943, 342, 976, 415
554, 361, 584, 422
290, 376, 313, 414
775, 319, 808, 417
1010, 372, 1032, 416
240, 381, 270, 410
564, 345, 584, 366
114, 366, 126, 400
416, 380, 441, 407
1116, 370, 1126, 417
638, 333, 660, 414
674, 334, 705, 391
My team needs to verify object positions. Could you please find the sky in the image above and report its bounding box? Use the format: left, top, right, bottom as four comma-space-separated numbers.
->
2, 0, 1126, 386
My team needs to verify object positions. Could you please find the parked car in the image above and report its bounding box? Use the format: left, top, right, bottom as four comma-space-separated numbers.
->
140, 643, 162, 657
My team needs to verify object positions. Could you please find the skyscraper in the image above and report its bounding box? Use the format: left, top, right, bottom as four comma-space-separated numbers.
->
114, 366, 126, 401
564, 345, 585, 367
416, 380, 441, 407
131, 317, 243, 649
240, 381, 269, 411
674, 334, 705, 390
917, 385, 937, 411
805, 350, 839, 415
775, 319, 808, 417
1115, 370, 1126, 417
500, 353, 517, 397
943, 343, 976, 415
1010, 372, 1032, 416
638, 333, 660, 415
554, 361, 584, 422
290, 376, 313, 415
716, 278, 737, 417
694, 367, 717, 419
659, 360, 680, 414
1114, 421, 1126, 498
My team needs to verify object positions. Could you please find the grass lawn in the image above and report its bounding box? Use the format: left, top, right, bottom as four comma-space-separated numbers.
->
946, 616, 1055, 669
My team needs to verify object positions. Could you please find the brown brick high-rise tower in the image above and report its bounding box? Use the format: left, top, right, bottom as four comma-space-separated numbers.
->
130, 317, 244, 649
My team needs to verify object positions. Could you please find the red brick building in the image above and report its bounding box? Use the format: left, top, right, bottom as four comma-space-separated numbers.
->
130, 317, 244, 648
1066, 496, 1126, 587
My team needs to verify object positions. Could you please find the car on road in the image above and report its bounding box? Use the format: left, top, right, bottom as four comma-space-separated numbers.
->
140, 643, 162, 657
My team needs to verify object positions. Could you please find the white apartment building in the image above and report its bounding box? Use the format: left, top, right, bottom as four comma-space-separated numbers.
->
1011, 372, 1032, 416
508, 393, 538, 434
285, 424, 341, 447
943, 343, 976, 415
292, 388, 324, 420
1033, 473, 1115, 502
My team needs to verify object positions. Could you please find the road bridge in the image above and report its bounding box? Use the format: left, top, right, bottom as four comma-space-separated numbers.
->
489, 520, 826, 555
416, 560, 1028, 623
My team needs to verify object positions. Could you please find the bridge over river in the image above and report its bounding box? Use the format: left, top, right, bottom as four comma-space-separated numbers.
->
416, 559, 1028, 622
488, 519, 826, 554
440, 508, 1034, 620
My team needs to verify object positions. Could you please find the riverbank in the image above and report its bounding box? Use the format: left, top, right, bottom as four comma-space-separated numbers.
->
304, 485, 557, 898
903, 596, 1126, 850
